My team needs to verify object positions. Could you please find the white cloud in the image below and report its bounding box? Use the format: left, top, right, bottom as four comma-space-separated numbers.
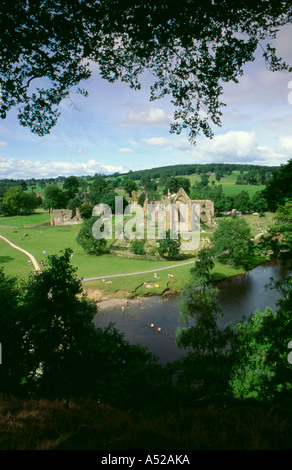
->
141, 130, 291, 167
142, 136, 191, 151
278, 135, 292, 152
189, 131, 291, 166
196, 131, 258, 159
143, 137, 170, 147
117, 147, 134, 153
0, 157, 125, 179
122, 106, 173, 127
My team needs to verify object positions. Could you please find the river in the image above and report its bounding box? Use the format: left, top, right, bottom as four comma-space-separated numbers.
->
93, 259, 291, 364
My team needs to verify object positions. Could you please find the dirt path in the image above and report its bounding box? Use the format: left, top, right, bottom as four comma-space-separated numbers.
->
0, 235, 41, 272
83, 259, 197, 282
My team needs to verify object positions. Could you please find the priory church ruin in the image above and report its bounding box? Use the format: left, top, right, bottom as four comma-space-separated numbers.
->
50, 187, 214, 237
141, 187, 214, 232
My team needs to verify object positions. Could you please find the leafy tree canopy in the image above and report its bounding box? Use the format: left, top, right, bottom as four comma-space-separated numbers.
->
262, 159, 292, 212
0, 251, 165, 407
1, 185, 39, 215
123, 179, 138, 197
157, 229, 181, 259
190, 246, 215, 286
212, 216, 252, 264
1, 1, 291, 140
43, 184, 69, 210
76, 215, 108, 254
229, 276, 292, 401
257, 203, 292, 260
63, 175, 80, 199
163, 176, 191, 195
87, 178, 109, 205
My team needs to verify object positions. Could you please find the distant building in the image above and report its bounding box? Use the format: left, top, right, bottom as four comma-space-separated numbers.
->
143, 187, 214, 230
50, 208, 83, 226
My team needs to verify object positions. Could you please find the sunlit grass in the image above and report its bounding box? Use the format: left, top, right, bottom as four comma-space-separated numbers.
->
0, 211, 51, 227
0, 212, 270, 296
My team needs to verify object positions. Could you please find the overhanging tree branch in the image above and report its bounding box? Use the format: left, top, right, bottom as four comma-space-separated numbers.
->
0, 0, 291, 139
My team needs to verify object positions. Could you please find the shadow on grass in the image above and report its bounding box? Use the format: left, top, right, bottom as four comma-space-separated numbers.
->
0, 256, 14, 264
211, 272, 229, 282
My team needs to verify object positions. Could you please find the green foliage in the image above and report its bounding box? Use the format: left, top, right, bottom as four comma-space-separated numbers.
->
123, 179, 137, 197
157, 229, 181, 260
174, 283, 234, 396
200, 173, 209, 187
2, 3, 291, 139
257, 204, 292, 260
137, 191, 146, 207
236, 169, 269, 186
212, 216, 252, 264
1, 186, 39, 216
67, 195, 82, 212
190, 247, 215, 286
79, 202, 94, 219
190, 182, 232, 215
140, 174, 156, 192
250, 191, 268, 213
228, 307, 276, 399
263, 160, 292, 212
232, 190, 250, 213
19, 249, 98, 397
0, 269, 25, 394
43, 185, 69, 210
100, 191, 127, 214
0, 251, 169, 409
228, 277, 292, 401
63, 175, 80, 199
162, 176, 191, 195
87, 179, 109, 205
130, 238, 146, 255
76, 217, 107, 255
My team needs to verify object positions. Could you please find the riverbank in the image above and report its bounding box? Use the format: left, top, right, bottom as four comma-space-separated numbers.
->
82, 254, 270, 304
92, 259, 291, 365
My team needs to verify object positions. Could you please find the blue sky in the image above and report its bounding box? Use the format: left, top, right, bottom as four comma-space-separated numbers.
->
0, 24, 292, 179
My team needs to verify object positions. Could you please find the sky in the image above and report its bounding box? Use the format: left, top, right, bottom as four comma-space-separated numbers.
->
0, 24, 292, 180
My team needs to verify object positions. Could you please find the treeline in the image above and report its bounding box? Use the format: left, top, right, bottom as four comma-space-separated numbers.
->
236, 169, 270, 185
191, 184, 268, 215
1, 161, 290, 217
109, 163, 279, 181
0, 163, 279, 189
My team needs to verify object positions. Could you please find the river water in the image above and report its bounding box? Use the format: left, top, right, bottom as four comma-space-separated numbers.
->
93, 260, 291, 364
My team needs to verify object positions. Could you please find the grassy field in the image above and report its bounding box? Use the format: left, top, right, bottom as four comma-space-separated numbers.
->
184, 171, 265, 197
83, 258, 249, 298
0, 211, 51, 227
0, 223, 194, 279
0, 210, 270, 299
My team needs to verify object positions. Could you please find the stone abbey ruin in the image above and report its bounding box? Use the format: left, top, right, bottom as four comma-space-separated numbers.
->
142, 187, 214, 231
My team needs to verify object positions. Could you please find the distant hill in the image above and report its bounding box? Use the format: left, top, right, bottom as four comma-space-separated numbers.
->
105, 163, 280, 181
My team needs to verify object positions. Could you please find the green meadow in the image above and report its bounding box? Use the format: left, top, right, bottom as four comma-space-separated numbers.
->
0, 213, 268, 299
185, 171, 265, 197
0, 169, 271, 299
0, 211, 51, 227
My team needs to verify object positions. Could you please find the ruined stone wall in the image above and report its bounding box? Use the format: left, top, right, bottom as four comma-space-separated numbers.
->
143, 188, 214, 230
50, 209, 83, 226
191, 199, 214, 226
